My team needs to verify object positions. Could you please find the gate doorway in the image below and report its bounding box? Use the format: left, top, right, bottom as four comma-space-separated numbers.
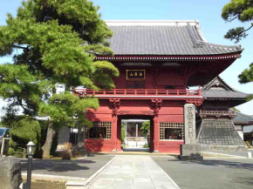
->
118, 115, 153, 151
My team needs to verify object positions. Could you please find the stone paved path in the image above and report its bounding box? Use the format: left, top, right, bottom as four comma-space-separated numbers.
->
86, 155, 180, 189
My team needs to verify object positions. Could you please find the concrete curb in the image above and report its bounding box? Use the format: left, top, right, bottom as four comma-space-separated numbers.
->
65, 156, 116, 188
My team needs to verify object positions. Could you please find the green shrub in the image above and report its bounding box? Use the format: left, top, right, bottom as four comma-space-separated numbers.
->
4, 116, 41, 157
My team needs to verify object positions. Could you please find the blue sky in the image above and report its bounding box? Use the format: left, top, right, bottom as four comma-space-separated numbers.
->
0, 0, 253, 115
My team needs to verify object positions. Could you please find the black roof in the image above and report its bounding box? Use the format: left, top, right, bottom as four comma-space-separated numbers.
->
233, 112, 253, 125
107, 20, 242, 55
203, 77, 249, 103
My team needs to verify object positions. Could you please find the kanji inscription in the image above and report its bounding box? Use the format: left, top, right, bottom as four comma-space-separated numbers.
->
184, 104, 196, 144
126, 69, 145, 80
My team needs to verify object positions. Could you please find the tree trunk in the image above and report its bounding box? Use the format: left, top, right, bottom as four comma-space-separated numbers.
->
42, 122, 55, 159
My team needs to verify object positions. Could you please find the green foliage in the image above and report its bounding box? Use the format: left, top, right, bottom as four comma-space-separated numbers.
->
0, 0, 117, 89
222, 0, 253, 42
121, 122, 126, 143
0, 64, 42, 115
17, 0, 112, 44
0, 0, 119, 157
224, 27, 248, 42
2, 116, 41, 157
222, 0, 253, 83
239, 62, 253, 83
222, 0, 253, 22
0, 64, 35, 97
39, 92, 99, 127
93, 61, 120, 89
10, 117, 41, 144
8, 142, 26, 158
140, 121, 150, 137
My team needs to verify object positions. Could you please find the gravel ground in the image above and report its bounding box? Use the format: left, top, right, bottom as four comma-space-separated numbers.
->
153, 157, 253, 189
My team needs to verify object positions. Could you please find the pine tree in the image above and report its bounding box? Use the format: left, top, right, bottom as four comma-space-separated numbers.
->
0, 0, 119, 158
222, 0, 253, 83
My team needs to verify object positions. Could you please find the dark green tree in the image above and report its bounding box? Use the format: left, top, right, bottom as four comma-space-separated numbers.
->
0, 0, 119, 158
222, 0, 253, 83
140, 121, 150, 137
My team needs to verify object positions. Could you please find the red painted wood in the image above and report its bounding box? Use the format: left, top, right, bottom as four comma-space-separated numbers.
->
85, 98, 187, 153
84, 139, 116, 152
76, 88, 201, 97
158, 141, 184, 154
80, 54, 238, 153
111, 116, 118, 151
153, 116, 159, 152
84, 137, 184, 154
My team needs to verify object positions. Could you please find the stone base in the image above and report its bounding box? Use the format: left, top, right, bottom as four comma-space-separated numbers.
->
178, 154, 203, 161
198, 144, 247, 153
179, 144, 203, 160
179, 143, 247, 160
180, 144, 201, 156
0, 157, 22, 189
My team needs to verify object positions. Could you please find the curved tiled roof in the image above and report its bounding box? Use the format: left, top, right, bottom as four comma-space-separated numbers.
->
106, 20, 242, 55
203, 90, 248, 99
233, 112, 253, 125
203, 76, 249, 101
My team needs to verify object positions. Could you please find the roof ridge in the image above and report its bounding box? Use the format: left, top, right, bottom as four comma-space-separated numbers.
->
187, 25, 241, 50
106, 20, 199, 26
200, 41, 242, 51
203, 76, 234, 91
186, 25, 205, 48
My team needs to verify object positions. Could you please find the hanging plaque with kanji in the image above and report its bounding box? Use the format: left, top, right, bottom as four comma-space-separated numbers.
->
126, 69, 145, 80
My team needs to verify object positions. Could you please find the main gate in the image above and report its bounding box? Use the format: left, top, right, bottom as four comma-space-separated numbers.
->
118, 115, 153, 151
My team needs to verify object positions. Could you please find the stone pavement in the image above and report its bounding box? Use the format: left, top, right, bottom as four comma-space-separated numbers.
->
86, 155, 180, 189
153, 156, 253, 189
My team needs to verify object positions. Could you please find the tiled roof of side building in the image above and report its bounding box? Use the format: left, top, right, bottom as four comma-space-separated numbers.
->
203, 90, 248, 100
233, 112, 253, 125
203, 76, 249, 100
106, 20, 242, 55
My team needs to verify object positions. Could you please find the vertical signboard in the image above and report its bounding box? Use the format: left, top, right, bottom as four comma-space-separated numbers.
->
184, 104, 196, 144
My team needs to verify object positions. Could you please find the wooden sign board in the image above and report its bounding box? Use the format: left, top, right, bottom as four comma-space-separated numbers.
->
126, 69, 145, 80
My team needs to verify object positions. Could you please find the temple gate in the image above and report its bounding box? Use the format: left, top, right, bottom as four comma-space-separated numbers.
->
72, 20, 247, 154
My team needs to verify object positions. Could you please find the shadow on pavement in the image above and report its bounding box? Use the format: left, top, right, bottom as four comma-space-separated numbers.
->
21, 159, 96, 172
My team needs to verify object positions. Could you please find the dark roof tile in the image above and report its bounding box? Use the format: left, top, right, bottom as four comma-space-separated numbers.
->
203, 76, 249, 100
233, 112, 253, 125
107, 20, 242, 55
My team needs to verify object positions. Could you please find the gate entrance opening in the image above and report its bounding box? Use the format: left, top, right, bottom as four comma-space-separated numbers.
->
119, 116, 153, 151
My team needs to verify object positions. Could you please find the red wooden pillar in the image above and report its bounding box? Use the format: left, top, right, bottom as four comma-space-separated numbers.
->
151, 99, 162, 152
153, 115, 160, 152
109, 98, 121, 151
111, 115, 119, 151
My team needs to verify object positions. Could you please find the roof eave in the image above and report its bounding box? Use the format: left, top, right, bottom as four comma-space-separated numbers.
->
234, 121, 253, 126
95, 52, 242, 61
